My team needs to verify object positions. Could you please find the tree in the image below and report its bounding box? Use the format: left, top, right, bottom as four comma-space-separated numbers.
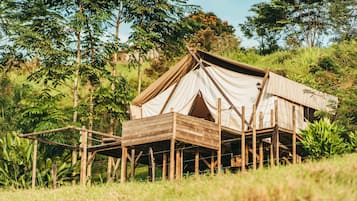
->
124, 0, 192, 94
328, 0, 357, 41
240, 1, 287, 54
184, 10, 240, 53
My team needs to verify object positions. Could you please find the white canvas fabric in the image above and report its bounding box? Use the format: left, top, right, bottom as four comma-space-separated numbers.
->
140, 65, 263, 130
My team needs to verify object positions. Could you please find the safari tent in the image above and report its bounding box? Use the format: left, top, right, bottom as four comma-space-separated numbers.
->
120, 49, 338, 181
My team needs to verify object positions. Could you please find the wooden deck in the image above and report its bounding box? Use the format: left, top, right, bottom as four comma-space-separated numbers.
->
122, 112, 220, 150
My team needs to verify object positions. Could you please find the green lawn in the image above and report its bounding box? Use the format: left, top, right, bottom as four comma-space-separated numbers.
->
1, 153, 356, 201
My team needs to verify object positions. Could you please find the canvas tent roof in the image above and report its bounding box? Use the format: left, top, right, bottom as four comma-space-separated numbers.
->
130, 50, 338, 130
132, 50, 265, 105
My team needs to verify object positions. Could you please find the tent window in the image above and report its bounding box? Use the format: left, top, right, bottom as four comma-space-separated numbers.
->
304, 107, 316, 122
189, 92, 214, 122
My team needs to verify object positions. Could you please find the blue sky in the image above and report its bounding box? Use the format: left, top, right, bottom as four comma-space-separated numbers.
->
119, 1, 265, 47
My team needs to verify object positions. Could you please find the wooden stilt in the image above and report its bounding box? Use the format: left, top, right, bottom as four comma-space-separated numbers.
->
195, 150, 199, 176
107, 157, 112, 183
274, 100, 279, 166
175, 150, 180, 180
32, 138, 38, 189
292, 106, 297, 164
87, 130, 92, 185
259, 140, 264, 169
180, 149, 183, 179
120, 147, 127, 183
241, 106, 246, 172
245, 145, 249, 166
270, 142, 274, 167
217, 98, 222, 174
270, 109, 274, 167
169, 138, 175, 181
71, 150, 77, 186
252, 104, 257, 170
149, 147, 155, 182
162, 153, 167, 180
80, 127, 88, 186
210, 151, 215, 175
130, 149, 136, 181
52, 163, 57, 189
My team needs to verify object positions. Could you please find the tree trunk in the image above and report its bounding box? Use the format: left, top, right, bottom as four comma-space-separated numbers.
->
72, 2, 83, 186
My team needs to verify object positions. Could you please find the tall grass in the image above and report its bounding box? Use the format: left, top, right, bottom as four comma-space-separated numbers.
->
1, 153, 356, 201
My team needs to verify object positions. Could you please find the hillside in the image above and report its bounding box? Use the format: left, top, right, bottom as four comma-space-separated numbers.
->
1, 153, 356, 201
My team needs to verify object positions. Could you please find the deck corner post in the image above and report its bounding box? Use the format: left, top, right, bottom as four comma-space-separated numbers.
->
32, 138, 38, 189
120, 146, 128, 183
169, 112, 176, 181
252, 104, 257, 170
274, 99, 279, 166
241, 106, 246, 172
217, 98, 222, 174
80, 126, 88, 186
292, 105, 297, 164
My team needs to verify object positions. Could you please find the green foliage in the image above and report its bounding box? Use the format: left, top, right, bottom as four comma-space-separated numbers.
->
300, 118, 349, 159
240, 1, 287, 54
0, 133, 75, 189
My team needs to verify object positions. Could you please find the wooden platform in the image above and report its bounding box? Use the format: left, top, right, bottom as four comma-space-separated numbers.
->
122, 112, 220, 150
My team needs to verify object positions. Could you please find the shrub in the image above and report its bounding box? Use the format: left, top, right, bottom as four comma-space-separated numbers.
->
300, 118, 349, 159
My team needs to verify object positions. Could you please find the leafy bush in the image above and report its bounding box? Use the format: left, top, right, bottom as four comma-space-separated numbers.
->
300, 118, 349, 159
0, 133, 76, 189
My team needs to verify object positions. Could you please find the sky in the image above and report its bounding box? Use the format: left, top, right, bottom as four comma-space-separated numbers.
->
118, 1, 266, 48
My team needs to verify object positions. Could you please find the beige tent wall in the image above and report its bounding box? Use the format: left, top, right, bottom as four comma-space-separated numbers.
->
267, 72, 338, 112
277, 97, 307, 132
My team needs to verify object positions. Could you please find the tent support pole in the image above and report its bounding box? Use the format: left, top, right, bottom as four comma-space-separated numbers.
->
241, 106, 246, 172
217, 98, 222, 174
252, 104, 257, 170
32, 138, 38, 189
292, 106, 297, 164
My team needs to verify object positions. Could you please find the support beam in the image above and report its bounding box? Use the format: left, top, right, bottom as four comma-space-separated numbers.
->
292, 106, 297, 164
259, 140, 264, 169
252, 104, 257, 170
169, 111, 176, 181
195, 150, 199, 176
120, 147, 128, 183
71, 150, 77, 186
130, 149, 136, 181
52, 163, 57, 189
175, 150, 180, 180
210, 151, 215, 175
217, 98, 222, 174
245, 145, 249, 166
149, 147, 155, 182
32, 138, 38, 189
169, 139, 175, 181
274, 100, 279, 165
270, 109, 274, 167
180, 149, 185, 179
80, 127, 88, 186
107, 157, 112, 183
162, 153, 167, 180
241, 106, 246, 172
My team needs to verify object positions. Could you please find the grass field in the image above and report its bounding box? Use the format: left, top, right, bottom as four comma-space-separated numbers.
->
1, 153, 356, 201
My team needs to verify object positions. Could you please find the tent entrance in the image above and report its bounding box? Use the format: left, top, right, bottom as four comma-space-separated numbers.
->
188, 91, 214, 122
